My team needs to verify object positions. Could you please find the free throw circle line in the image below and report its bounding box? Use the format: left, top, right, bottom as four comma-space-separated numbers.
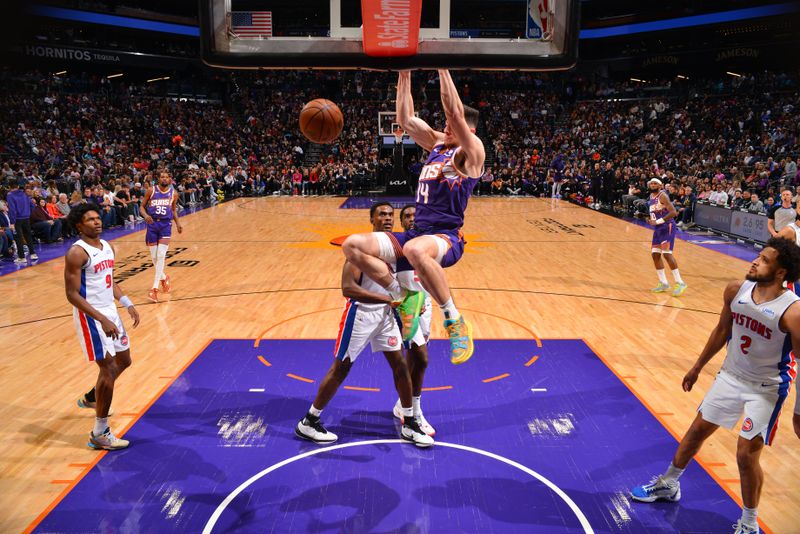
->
202, 439, 594, 533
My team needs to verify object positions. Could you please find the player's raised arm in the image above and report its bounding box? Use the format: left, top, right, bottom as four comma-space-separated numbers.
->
682, 280, 740, 391
396, 71, 443, 152
437, 69, 485, 172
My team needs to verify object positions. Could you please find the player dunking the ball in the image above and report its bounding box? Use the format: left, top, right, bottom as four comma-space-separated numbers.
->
65, 203, 140, 450
343, 70, 484, 364
142, 171, 182, 303
631, 237, 800, 534
296, 202, 433, 447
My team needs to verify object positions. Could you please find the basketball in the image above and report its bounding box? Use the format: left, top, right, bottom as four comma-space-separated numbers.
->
299, 98, 344, 144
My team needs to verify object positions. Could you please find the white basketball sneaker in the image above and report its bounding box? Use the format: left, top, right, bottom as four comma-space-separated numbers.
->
393, 399, 435, 436
88, 427, 129, 450
401, 418, 434, 448
733, 520, 759, 534
295, 415, 338, 444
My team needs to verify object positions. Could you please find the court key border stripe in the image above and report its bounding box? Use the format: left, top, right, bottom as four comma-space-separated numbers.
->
23, 338, 215, 534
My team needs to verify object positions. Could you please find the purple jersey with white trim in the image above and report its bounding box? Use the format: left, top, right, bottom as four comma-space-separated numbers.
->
148, 186, 174, 221
414, 144, 480, 232
648, 191, 669, 221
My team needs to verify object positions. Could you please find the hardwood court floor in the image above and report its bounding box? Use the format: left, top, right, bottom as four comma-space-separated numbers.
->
1, 196, 798, 533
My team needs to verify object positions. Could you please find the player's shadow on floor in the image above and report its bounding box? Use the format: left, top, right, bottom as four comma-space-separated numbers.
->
338, 409, 399, 439
278, 478, 400, 533
414, 477, 737, 532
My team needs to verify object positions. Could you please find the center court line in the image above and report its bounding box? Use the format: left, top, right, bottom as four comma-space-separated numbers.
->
201, 439, 594, 534
530, 388, 548, 392
249, 388, 265, 393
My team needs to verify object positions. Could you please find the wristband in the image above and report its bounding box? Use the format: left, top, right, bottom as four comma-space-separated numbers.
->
119, 296, 134, 308
656, 218, 665, 225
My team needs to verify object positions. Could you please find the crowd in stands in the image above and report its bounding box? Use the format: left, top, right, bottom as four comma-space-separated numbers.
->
1, 68, 798, 261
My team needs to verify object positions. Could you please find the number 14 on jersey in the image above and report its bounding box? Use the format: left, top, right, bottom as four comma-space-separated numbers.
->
417, 182, 429, 205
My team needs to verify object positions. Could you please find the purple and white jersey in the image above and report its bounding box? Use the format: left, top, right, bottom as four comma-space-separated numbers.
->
414, 144, 481, 232
648, 190, 669, 221
148, 186, 174, 221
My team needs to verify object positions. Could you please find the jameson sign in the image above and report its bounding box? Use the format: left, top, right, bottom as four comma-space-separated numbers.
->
6, 43, 190, 68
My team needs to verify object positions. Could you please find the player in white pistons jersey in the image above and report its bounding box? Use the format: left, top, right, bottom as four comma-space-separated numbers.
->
296, 203, 433, 448
631, 237, 800, 534
65, 204, 140, 452
393, 204, 436, 436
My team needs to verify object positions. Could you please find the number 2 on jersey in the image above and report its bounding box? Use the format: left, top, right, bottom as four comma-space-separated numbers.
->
740, 335, 752, 355
416, 182, 429, 205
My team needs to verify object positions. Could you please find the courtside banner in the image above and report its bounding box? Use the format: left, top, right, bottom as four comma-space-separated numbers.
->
361, 0, 422, 57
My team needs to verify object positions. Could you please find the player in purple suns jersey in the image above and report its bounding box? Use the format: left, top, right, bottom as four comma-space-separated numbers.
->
142, 171, 183, 303
343, 70, 484, 365
646, 177, 687, 297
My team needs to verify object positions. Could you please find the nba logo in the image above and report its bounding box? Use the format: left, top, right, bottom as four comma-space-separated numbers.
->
742, 417, 753, 432
526, 0, 548, 39
388, 336, 398, 347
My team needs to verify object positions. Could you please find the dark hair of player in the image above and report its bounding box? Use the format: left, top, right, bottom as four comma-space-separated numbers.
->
68, 202, 102, 230
464, 106, 480, 129
399, 204, 415, 220
766, 236, 800, 283
369, 202, 393, 219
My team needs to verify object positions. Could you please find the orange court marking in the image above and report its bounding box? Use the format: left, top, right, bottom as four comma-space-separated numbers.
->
287, 373, 314, 384
459, 307, 543, 348
524, 355, 539, 367
343, 386, 380, 392
482, 373, 510, 383
254, 307, 342, 347
257, 356, 272, 367
421, 386, 453, 392
23, 338, 215, 534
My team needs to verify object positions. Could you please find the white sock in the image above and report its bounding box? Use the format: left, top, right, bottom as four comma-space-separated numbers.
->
93, 417, 108, 436
671, 268, 684, 284
663, 462, 685, 482
159, 243, 169, 281
153, 243, 168, 289
440, 297, 460, 320
412, 396, 421, 417
386, 279, 404, 301
308, 404, 322, 417
656, 269, 668, 285
401, 406, 413, 418
741, 507, 758, 528
149, 245, 159, 289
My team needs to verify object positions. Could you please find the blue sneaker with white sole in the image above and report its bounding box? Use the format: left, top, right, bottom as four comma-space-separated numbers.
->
630, 475, 681, 503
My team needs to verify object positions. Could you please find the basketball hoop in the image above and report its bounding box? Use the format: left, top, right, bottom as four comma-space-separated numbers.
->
393, 127, 404, 144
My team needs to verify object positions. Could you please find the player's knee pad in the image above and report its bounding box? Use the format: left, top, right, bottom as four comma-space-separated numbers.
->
661, 249, 673, 255
431, 235, 448, 264
373, 232, 398, 263
651, 247, 663, 254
